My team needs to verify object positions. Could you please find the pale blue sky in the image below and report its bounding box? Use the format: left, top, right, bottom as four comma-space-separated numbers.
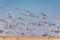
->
0, 0, 60, 18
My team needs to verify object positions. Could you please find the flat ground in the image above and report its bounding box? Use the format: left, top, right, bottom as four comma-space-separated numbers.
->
0, 36, 60, 40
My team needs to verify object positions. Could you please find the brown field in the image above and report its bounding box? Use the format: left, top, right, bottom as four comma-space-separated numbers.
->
0, 36, 60, 40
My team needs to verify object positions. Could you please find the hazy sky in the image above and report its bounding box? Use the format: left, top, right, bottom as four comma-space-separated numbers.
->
0, 0, 60, 15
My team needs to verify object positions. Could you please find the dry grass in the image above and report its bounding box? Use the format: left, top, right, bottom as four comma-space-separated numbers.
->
0, 36, 60, 40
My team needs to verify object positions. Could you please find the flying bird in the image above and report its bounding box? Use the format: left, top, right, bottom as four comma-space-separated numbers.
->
55, 16, 60, 19
15, 17, 26, 21
36, 12, 47, 20
41, 32, 49, 37
15, 8, 23, 11
51, 30, 59, 34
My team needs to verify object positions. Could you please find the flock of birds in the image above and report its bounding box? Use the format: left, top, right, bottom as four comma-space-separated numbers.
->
0, 8, 60, 37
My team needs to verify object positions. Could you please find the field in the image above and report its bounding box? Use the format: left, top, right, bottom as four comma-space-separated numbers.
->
0, 36, 60, 40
